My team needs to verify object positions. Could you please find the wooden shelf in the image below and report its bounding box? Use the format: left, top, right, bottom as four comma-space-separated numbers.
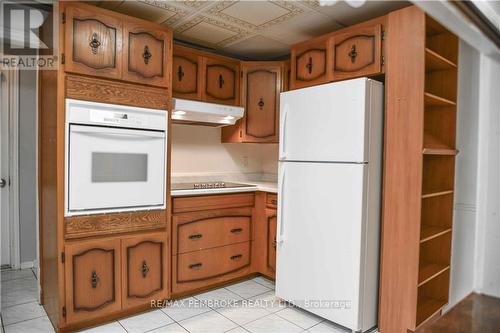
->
423, 133, 457, 155
416, 298, 447, 327
420, 226, 452, 243
422, 190, 453, 199
424, 92, 456, 107
423, 148, 458, 156
419, 263, 449, 286
425, 48, 457, 71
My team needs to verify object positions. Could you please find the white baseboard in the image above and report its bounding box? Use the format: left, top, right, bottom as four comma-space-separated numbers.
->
20, 261, 34, 269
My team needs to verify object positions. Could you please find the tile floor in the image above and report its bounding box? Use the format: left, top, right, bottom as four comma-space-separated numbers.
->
1, 269, 351, 333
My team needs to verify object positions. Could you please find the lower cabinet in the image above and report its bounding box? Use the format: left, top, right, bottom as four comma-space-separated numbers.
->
266, 209, 277, 274
64, 232, 167, 324
64, 238, 122, 324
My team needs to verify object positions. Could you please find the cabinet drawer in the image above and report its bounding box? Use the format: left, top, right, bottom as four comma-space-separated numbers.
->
266, 194, 278, 209
175, 212, 251, 254
331, 24, 382, 80
173, 193, 254, 213
176, 242, 251, 283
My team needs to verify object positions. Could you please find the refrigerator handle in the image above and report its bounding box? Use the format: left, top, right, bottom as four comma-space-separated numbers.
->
276, 164, 286, 244
279, 104, 289, 159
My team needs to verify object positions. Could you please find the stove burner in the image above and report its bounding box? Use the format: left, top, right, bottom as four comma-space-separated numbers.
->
194, 182, 226, 189
172, 181, 255, 191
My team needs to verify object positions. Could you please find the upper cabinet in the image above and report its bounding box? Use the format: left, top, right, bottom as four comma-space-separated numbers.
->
62, 2, 172, 88
64, 4, 123, 80
290, 18, 385, 89
290, 36, 331, 90
203, 56, 240, 106
331, 24, 382, 81
172, 45, 203, 100
222, 61, 283, 143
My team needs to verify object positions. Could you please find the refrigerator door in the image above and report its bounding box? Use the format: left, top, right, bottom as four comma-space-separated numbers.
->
279, 78, 383, 163
276, 161, 375, 331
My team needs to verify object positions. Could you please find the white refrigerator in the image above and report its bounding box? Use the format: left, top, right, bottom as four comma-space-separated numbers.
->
276, 78, 383, 332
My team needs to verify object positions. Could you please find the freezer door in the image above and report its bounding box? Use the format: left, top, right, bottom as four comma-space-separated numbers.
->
279, 78, 383, 163
276, 161, 373, 331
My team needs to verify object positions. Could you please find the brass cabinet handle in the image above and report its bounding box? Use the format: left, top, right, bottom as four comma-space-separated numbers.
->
272, 238, 277, 249
141, 260, 150, 278
143, 45, 152, 65
348, 45, 357, 63
218, 74, 224, 88
177, 65, 184, 82
230, 254, 243, 260
188, 233, 203, 240
230, 228, 243, 234
91, 270, 99, 288
189, 262, 203, 269
89, 33, 101, 54
271, 199, 277, 205
306, 56, 313, 74
258, 97, 264, 110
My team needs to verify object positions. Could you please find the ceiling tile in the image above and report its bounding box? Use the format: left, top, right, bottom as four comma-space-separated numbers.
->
221, 35, 290, 59
179, 20, 239, 46
115, 1, 176, 23
218, 1, 290, 27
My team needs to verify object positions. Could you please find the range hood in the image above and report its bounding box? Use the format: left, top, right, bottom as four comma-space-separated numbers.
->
172, 98, 244, 127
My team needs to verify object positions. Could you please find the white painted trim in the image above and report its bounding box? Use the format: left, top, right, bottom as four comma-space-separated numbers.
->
35, 67, 41, 300
20, 260, 34, 270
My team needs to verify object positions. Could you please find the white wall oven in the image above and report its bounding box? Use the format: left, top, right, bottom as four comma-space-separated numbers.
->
65, 99, 168, 216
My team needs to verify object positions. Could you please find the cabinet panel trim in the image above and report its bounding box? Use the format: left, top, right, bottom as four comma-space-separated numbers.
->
127, 31, 164, 79
126, 240, 164, 299
205, 64, 236, 100
245, 69, 277, 139
295, 48, 327, 81
334, 34, 376, 72
174, 55, 198, 94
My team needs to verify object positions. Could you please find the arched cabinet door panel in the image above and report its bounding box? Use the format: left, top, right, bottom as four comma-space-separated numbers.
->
173, 45, 202, 100
64, 238, 121, 324
203, 57, 240, 106
290, 37, 331, 90
64, 4, 122, 79
266, 209, 277, 274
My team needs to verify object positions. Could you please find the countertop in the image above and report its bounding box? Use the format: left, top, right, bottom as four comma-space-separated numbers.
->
170, 181, 277, 197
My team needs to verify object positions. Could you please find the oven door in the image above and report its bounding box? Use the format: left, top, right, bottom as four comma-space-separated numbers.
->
67, 124, 166, 215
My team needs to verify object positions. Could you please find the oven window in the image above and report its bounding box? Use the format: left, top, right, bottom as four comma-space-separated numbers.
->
92, 152, 148, 182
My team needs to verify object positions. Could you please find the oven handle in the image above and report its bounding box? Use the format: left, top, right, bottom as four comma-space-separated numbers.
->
71, 125, 165, 139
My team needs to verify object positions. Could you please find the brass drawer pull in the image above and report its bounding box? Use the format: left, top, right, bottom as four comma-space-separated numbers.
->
141, 260, 150, 278
189, 262, 203, 269
177, 65, 184, 82
349, 45, 357, 63
219, 74, 224, 88
89, 33, 101, 54
258, 97, 264, 110
306, 56, 313, 74
143, 45, 152, 65
188, 233, 203, 240
230, 228, 243, 234
272, 238, 277, 249
271, 199, 277, 205
91, 270, 99, 288
230, 254, 243, 260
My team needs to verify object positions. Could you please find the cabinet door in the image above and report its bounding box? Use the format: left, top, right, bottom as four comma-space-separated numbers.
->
65, 238, 121, 324
243, 63, 281, 143
203, 57, 240, 105
123, 20, 171, 87
173, 45, 203, 100
290, 37, 331, 90
64, 4, 122, 80
266, 209, 277, 274
331, 24, 382, 81
122, 233, 168, 308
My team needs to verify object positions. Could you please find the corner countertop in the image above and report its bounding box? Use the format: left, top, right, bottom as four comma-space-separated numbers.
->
170, 181, 277, 197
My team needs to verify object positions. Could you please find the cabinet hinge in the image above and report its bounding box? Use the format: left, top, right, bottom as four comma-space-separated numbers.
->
61, 12, 66, 24
61, 53, 65, 65
381, 31, 385, 40
62, 306, 67, 318
61, 252, 65, 263
381, 56, 385, 65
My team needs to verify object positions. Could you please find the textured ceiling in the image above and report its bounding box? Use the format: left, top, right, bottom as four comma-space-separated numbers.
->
91, 0, 408, 59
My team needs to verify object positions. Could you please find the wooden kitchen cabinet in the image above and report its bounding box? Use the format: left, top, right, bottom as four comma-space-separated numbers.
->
266, 209, 277, 275
290, 36, 331, 90
122, 18, 171, 87
203, 56, 240, 106
172, 45, 203, 100
64, 4, 123, 80
331, 24, 382, 81
64, 238, 121, 324
222, 62, 283, 143
121, 232, 168, 309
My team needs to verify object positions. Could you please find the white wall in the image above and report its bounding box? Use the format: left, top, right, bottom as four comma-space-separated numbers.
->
171, 124, 278, 178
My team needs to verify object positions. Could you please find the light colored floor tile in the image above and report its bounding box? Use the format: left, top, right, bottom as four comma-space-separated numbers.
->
216, 301, 269, 325
161, 297, 211, 322
251, 277, 275, 290
179, 310, 238, 333
226, 327, 249, 333
243, 314, 302, 333
248, 291, 289, 313
225, 281, 271, 299
146, 322, 188, 333
1, 302, 47, 326
4, 316, 55, 333
1, 277, 38, 308
118, 310, 173, 333
275, 307, 323, 330
1, 269, 34, 282
78, 321, 127, 333
307, 321, 347, 333
194, 288, 243, 309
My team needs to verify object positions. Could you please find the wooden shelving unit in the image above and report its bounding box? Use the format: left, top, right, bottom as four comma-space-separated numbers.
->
379, 8, 459, 333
